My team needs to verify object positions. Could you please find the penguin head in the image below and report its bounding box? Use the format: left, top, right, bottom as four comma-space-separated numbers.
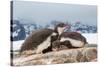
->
54, 23, 69, 35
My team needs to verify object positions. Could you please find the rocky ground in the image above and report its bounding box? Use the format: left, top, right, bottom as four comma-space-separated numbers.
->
12, 45, 97, 66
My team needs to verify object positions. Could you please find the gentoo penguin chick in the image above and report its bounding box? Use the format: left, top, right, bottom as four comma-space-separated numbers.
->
20, 23, 67, 55
52, 40, 69, 51
52, 32, 88, 51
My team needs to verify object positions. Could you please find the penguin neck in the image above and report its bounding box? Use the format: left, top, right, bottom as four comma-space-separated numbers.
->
58, 30, 63, 35
57, 27, 64, 35
54, 27, 59, 35
53, 27, 63, 38
53, 28, 62, 40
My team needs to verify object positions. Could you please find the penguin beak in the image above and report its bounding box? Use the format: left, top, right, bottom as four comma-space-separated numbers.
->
65, 24, 70, 29
63, 24, 70, 32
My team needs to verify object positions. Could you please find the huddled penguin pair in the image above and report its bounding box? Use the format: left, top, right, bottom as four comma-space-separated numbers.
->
20, 22, 88, 55
52, 32, 88, 51
20, 23, 67, 55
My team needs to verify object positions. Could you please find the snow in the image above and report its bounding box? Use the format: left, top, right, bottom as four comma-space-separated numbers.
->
12, 33, 97, 51
13, 24, 17, 28
12, 40, 24, 51
13, 31, 18, 37
82, 33, 97, 44
12, 29, 21, 38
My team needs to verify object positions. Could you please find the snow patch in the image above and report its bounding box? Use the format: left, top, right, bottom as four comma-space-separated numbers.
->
12, 40, 24, 51
82, 33, 97, 44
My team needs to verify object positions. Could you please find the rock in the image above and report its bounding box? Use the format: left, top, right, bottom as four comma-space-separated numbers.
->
13, 47, 97, 66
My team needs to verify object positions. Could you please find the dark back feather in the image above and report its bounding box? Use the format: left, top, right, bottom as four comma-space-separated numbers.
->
20, 28, 53, 53
60, 32, 87, 44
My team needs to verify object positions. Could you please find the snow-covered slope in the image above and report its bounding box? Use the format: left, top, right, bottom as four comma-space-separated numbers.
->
11, 20, 26, 41
12, 33, 97, 51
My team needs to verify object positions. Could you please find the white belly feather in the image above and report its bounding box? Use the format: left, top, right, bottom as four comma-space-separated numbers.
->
60, 37, 84, 47
36, 36, 51, 54
36, 32, 57, 54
